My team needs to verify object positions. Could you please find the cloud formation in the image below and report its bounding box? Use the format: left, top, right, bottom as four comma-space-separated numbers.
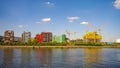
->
18, 25, 24, 28
45, 2, 54, 7
18, 25, 28, 28
114, 0, 120, 9
80, 22, 89, 25
67, 16, 80, 22
41, 18, 51, 22
36, 18, 52, 24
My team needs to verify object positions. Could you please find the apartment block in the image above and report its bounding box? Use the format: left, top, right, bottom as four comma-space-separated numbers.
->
4, 30, 14, 42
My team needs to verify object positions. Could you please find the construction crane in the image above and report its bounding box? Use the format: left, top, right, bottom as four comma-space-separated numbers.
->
66, 30, 71, 42
87, 22, 95, 31
82, 22, 107, 43
65, 30, 77, 42
97, 23, 107, 35
73, 32, 76, 41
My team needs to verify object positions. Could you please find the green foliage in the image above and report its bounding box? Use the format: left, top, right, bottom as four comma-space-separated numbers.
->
75, 42, 102, 46
0, 40, 117, 46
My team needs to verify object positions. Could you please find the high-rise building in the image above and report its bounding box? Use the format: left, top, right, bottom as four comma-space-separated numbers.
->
52, 34, 66, 43
22, 31, 31, 42
4, 30, 14, 42
36, 32, 52, 42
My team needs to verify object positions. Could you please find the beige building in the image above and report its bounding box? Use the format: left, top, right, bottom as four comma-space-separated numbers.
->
4, 30, 14, 42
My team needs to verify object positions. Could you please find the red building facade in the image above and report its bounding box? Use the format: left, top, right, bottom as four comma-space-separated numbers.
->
36, 32, 52, 42
36, 34, 42, 42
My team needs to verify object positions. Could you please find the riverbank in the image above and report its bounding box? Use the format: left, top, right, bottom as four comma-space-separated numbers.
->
0, 45, 120, 48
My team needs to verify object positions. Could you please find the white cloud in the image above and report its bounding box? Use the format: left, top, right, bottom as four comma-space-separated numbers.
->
80, 22, 89, 25
36, 18, 52, 24
114, 0, 120, 9
18, 25, 24, 28
45, 2, 54, 7
18, 25, 28, 28
41, 18, 51, 22
67, 16, 80, 22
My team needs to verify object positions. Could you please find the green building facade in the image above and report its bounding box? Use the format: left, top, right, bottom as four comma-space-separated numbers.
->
52, 34, 66, 43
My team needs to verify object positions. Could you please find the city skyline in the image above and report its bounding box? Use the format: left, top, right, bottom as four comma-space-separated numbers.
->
0, 0, 120, 42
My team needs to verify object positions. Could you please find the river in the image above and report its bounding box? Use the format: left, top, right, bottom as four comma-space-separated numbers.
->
0, 48, 120, 68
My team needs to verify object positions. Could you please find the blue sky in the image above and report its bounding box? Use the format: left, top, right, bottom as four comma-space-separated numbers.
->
0, 0, 120, 42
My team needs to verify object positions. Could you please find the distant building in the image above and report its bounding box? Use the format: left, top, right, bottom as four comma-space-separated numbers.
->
36, 34, 42, 42
0, 36, 3, 42
14, 37, 21, 42
82, 31, 102, 43
4, 30, 14, 42
22, 31, 31, 42
52, 34, 66, 43
36, 32, 52, 42
74, 39, 83, 42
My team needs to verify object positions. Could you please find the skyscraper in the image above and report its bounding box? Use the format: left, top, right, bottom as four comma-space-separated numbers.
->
22, 31, 31, 42
4, 30, 14, 42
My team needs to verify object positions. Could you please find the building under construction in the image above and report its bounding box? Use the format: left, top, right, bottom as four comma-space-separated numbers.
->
52, 34, 66, 43
82, 31, 102, 42
36, 32, 52, 42
4, 30, 14, 42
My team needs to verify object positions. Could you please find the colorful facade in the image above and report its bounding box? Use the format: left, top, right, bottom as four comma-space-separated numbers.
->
82, 31, 102, 42
36, 32, 52, 42
52, 34, 66, 43
36, 34, 42, 42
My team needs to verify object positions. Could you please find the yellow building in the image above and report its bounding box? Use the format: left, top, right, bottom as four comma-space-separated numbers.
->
82, 31, 102, 42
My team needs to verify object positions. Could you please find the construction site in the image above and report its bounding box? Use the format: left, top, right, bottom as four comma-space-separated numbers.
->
0, 22, 112, 46
64, 22, 107, 43
82, 31, 102, 43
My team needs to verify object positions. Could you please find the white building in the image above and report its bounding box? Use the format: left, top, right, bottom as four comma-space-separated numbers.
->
22, 31, 31, 42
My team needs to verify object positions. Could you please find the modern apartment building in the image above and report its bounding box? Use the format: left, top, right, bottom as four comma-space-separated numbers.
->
36, 32, 52, 42
22, 31, 31, 42
52, 34, 66, 43
4, 30, 14, 42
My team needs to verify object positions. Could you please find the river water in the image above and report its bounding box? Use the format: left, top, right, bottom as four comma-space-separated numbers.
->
0, 48, 120, 68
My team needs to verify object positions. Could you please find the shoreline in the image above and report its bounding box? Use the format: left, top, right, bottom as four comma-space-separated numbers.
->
0, 45, 120, 48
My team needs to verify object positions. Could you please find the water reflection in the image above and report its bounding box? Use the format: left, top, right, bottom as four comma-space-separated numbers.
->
21, 48, 31, 67
0, 48, 120, 68
0, 49, 3, 66
13, 49, 21, 67
37, 48, 52, 67
84, 48, 102, 68
2, 48, 13, 68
